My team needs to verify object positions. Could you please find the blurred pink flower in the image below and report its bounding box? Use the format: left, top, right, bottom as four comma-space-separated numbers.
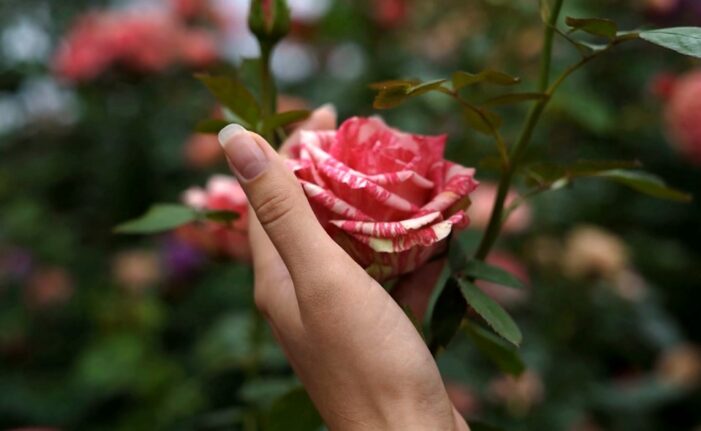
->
488, 370, 544, 416
112, 249, 162, 293
53, 9, 218, 82
178, 175, 251, 262
468, 182, 532, 234
373, 0, 408, 28
25, 267, 73, 309
477, 251, 530, 308
184, 133, 224, 168
656, 344, 701, 389
664, 70, 701, 164
179, 29, 219, 67
645, 0, 680, 15
445, 382, 480, 417
562, 225, 628, 280
170, 0, 211, 20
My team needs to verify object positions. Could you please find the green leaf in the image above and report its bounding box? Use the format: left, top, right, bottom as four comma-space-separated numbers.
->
640, 27, 701, 58
566, 17, 618, 40
463, 260, 525, 289
204, 210, 240, 223
407, 79, 447, 96
453, 70, 520, 90
262, 110, 311, 133
114, 204, 197, 234
197, 74, 261, 127
523, 160, 642, 187
368, 79, 419, 90
373, 85, 411, 109
195, 118, 230, 134
456, 278, 522, 346
428, 277, 467, 354
266, 386, 323, 431
483, 92, 549, 107
371, 79, 446, 109
465, 322, 525, 376
595, 169, 692, 202
462, 106, 502, 135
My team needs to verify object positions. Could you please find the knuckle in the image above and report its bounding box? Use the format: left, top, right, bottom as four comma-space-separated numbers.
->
254, 190, 296, 230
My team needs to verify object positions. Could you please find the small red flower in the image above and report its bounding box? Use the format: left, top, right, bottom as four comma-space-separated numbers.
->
179, 176, 251, 262
664, 70, 701, 164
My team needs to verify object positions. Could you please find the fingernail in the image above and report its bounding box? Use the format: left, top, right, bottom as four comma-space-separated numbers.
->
218, 124, 268, 180
317, 103, 336, 117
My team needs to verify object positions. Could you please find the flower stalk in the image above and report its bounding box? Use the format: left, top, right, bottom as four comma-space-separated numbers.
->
473, 0, 565, 261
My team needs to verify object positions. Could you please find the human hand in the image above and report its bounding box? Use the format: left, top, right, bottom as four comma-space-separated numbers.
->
218, 106, 470, 431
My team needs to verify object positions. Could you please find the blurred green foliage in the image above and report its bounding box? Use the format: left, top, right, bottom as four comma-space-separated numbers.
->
1, 0, 700, 430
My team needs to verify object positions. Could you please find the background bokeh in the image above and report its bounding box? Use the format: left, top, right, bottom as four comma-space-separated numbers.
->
1, 0, 700, 430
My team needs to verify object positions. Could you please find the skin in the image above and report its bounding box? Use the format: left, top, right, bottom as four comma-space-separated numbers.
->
219, 106, 470, 431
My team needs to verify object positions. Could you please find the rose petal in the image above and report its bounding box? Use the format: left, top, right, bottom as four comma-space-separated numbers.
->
302, 139, 420, 215
330, 117, 446, 178
365, 170, 434, 189
420, 162, 478, 214
352, 212, 467, 253
330, 211, 441, 237
367, 242, 444, 281
300, 180, 373, 221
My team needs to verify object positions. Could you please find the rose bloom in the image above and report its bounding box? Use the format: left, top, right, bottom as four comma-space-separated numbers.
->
53, 9, 218, 82
468, 181, 531, 234
663, 70, 701, 164
178, 175, 251, 262
287, 116, 478, 281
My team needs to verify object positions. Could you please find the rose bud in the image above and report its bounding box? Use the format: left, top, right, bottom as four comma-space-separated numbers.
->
248, 0, 291, 45
287, 116, 478, 281
445, 382, 481, 417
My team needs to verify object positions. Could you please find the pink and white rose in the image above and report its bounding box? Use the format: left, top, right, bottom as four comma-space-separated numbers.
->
287, 117, 478, 281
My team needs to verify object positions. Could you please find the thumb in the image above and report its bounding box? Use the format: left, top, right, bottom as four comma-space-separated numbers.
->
218, 124, 343, 280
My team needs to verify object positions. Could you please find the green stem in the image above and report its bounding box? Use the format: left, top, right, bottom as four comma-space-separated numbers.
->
260, 43, 278, 146
473, 0, 564, 260
538, 0, 565, 92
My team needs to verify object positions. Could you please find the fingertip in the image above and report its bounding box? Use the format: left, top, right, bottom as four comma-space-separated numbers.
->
307, 103, 337, 130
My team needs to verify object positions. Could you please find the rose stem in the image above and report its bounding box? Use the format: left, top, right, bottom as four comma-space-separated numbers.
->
473, 0, 565, 261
